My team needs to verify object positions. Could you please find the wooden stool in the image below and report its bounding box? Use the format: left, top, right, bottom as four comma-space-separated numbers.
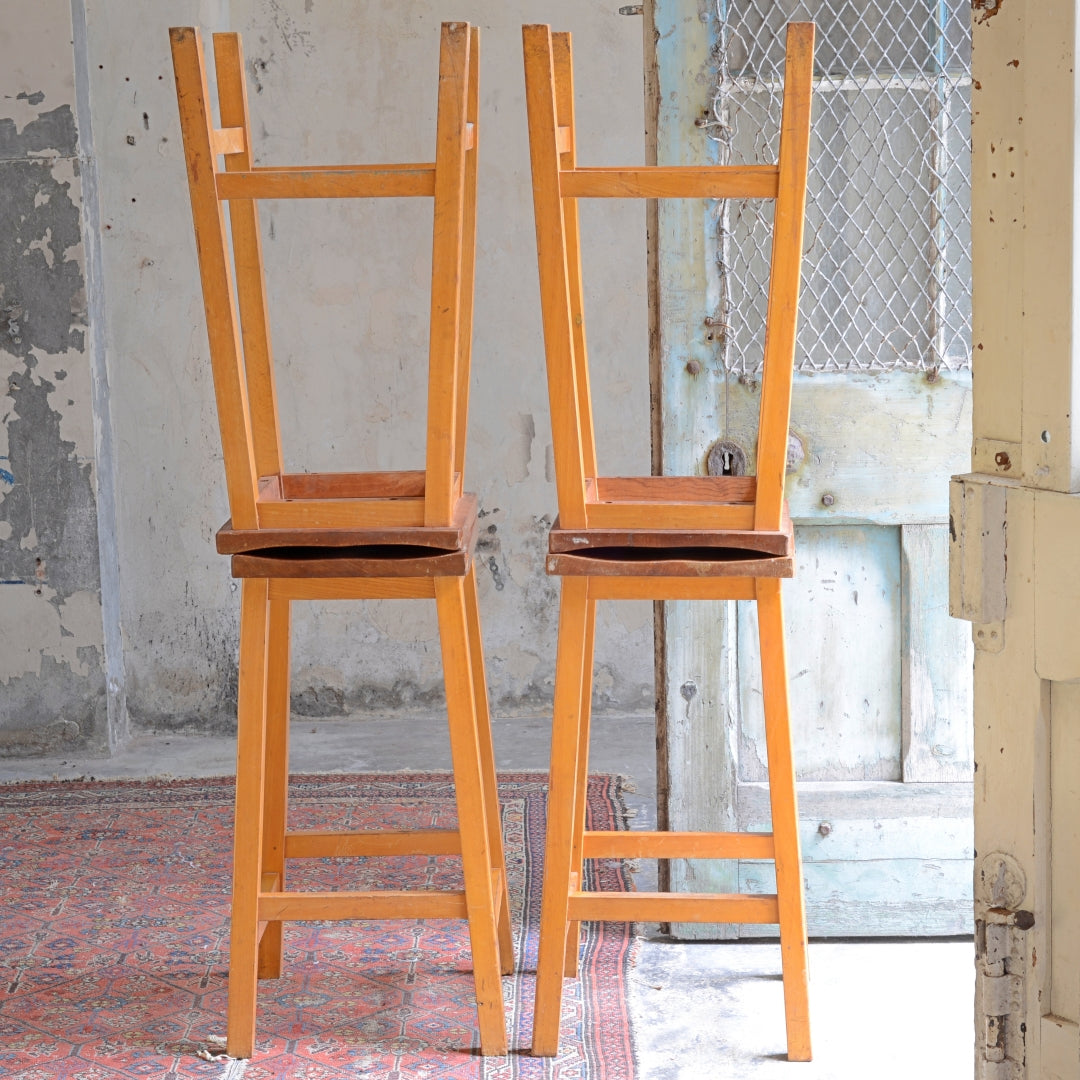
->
522, 22, 815, 1061
170, 22, 512, 1058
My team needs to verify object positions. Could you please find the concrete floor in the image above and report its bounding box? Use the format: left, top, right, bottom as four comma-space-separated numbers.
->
0, 714, 974, 1078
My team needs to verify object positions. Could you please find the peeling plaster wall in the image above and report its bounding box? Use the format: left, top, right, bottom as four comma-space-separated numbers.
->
84, 1, 653, 735
0, 0, 109, 755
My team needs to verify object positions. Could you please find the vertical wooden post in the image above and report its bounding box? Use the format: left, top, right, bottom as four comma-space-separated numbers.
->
170, 28, 260, 530
213, 32, 284, 480
425, 23, 470, 526
226, 577, 270, 1058
754, 24, 813, 532
522, 24, 589, 528
434, 576, 507, 1056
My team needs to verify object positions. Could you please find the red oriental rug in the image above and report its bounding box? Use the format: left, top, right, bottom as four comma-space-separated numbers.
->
0, 772, 636, 1079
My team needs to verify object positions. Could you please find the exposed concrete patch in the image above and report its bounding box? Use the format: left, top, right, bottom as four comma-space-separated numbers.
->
0, 103, 78, 161
2, 362, 100, 600
0, 157, 86, 359
0, 80, 105, 754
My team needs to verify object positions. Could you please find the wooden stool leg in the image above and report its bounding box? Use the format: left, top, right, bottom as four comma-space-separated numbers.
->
564, 594, 596, 978
258, 596, 290, 980
226, 578, 271, 1059
532, 576, 591, 1057
464, 565, 515, 975
757, 577, 812, 1062
435, 576, 508, 1057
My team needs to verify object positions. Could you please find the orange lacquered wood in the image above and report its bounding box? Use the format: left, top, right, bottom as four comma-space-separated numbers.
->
567, 891, 780, 923
552, 32, 598, 482
584, 575, 757, 600
757, 575, 812, 1059
435, 574, 508, 1055
257, 497, 426, 529
593, 475, 756, 502
257, 595, 290, 979
259, 890, 469, 921
225, 578, 269, 1057
285, 829, 462, 858
531, 576, 590, 1054
585, 500, 756, 530
266, 577, 435, 602
755, 23, 814, 532
213, 33, 284, 479
562, 165, 780, 200
277, 470, 426, 499
452, 27, 481, 486
524, 20, 813, 1064
424, 22, 470, 526
171, 27, 260, 530
523, 24, 588, 527
174, 20, 505, 1060
211, 125, 246, 155
216, 166, 436, 199
582, 830, 775, 859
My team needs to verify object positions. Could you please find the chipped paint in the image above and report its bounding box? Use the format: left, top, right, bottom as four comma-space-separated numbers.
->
0, 6, 107, 755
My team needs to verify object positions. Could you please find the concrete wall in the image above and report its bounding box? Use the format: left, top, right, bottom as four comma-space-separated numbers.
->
0, 0, 115, 755
0, 0, 654, 754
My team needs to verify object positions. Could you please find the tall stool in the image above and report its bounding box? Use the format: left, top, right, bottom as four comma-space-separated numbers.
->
522, 23, 815, 1060
170, 22, 512, 1057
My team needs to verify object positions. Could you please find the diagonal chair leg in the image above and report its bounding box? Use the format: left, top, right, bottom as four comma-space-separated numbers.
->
531, 575, 591, 1056
564, 594, 596, 977
757, 577, 812, 1062
227, 578, 271, 1059
464, 565, 515, 974
258, 596, 291, 980
435, 576, 508, 1057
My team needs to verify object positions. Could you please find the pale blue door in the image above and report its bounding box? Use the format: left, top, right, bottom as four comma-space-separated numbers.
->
653, 0, 974, 936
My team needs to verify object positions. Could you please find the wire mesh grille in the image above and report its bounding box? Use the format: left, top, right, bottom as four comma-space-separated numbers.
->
708, 0, 972, 374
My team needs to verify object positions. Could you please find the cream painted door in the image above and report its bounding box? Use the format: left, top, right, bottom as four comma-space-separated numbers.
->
652, 0, 975, 936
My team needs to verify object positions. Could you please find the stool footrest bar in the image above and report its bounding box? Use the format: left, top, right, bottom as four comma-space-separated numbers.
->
566, 890, 780, 924
285, 828, 463, 858
581, 830, 774, 860
259, 889, 469, 921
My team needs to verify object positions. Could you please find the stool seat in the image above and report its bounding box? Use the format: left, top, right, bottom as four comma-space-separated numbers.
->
545, 545, 794, 578
548, 502, 794, 557
217, 485, 478, 554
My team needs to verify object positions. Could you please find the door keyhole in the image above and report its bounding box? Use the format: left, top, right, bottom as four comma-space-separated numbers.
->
706, 439, 747, 477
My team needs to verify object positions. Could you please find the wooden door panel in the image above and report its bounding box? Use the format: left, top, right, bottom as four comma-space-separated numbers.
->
738, 525, 902, 782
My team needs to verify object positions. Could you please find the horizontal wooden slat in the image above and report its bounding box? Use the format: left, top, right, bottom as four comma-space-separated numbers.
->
585, 501, 757, 530
567, 890, 780, 923
547, 505, 794, 557
211, 125, 245, 155
257, 497, 426, 529
585, 576, 758, 601
592, 475, 757, 503
217, 165, 436, 200
259, 889, 468, 921
279, 470, 426, 500
561, 165, 779, 200
217, 493, 477, 554
549, 550, 792, 580
581, 830, 774, 860
286, 829, 461, 858
267, 577, 436, 601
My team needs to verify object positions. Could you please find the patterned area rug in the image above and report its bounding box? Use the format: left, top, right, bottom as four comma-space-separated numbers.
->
0, 773, 636, 1079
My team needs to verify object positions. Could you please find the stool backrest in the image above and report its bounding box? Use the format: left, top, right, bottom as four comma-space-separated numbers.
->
523, 22, 813, 537
170, 22, 479, 532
